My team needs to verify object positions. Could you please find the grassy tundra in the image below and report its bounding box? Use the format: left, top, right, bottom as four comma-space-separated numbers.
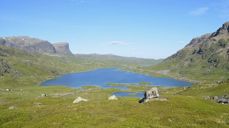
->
0, 46, 228, 128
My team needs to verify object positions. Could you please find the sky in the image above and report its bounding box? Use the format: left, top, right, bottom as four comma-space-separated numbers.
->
1, 0, 229, 59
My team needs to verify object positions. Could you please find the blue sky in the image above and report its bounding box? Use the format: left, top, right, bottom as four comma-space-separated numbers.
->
1, 0, 229, 59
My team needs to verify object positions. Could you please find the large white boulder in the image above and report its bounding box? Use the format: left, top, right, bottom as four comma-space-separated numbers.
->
73, 97, 88, 104
108, 95, 118, 100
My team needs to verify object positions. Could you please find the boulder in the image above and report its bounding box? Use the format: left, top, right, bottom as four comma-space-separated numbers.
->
73, 97, 88, 104
217, 98, 229, 104
8, 106, 16, 110
145, 87, 160, 99
108, 95, 118, 100
139, 87, 160, 103
41, 93, 47, 97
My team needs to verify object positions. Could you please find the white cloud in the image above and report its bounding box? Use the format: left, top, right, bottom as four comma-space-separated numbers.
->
109, 41, 129, 46
189, 7, 209, 16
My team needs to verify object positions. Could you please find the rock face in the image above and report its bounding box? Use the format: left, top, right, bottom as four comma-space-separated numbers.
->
139, 87, 160, 103
53, 42, 73, 55
158, 22, 229, 80
0, 36, 56, 54
0, 36, 73, 56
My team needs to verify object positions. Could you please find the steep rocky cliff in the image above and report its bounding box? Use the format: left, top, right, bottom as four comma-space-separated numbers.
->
0, 36, 73, 56
0, 36, 56, 54
53, 42, 73, 55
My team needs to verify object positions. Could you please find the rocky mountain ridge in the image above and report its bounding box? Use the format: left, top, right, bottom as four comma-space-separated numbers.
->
0, 36, 73, 55
154, 22, 229, 81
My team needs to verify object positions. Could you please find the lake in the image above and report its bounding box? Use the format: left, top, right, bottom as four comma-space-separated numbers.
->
42, 68, 191, 89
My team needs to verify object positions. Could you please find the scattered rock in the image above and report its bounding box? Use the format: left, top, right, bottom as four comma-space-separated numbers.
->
217, 95, 229, 104
217, 98, 229, 104
41, 93, 47, 97
5, 88, 11, 92
108, 95, 118, 100
203, 96, 211, 100
213, 96, 219, 101
205, 95, 229, 104
73, 97, 88, 104
8, 106, 16, 110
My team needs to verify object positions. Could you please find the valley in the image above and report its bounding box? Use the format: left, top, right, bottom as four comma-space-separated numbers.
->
0, 22, 229, 128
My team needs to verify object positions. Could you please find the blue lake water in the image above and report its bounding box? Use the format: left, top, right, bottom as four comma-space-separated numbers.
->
42, 68, 192, 89
112, 92, 145, 98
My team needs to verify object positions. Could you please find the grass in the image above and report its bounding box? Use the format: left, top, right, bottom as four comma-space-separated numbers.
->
0, 84, 228, 128
0, 46, 228, 128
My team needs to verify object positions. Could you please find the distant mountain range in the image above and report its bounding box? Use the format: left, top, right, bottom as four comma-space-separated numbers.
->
0, 36, 73, 55
152, 22, 229, 81
75, 53, 162, 67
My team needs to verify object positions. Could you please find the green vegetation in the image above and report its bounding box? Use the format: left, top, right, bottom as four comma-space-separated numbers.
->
0, 46, 228, 128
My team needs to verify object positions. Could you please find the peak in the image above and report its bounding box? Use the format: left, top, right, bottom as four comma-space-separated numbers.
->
211, 21, 229, 37
53, 42, 72, 55
223, 21, 229, 27
221, 21, 229, 30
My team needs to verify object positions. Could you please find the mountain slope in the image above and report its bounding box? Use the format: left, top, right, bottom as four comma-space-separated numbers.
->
151, 22, 229, 81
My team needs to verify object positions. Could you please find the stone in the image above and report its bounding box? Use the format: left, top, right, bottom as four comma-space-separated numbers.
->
41, 93, 47, 97
8, 106, 16, 110
108, 95, 118, 100
73, 97, 88, 104
203, 96, 211, 100
213, 96, 219, 101
217, 98, 229, 104
145, 87, 160, 99
139, 87, 160, 103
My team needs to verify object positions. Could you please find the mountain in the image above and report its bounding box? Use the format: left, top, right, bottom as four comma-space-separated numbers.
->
53, 42, 73, 55
75, 54, 162, 67
0, 36, 56, 54
0, 36, 73, 56
151, 22, 229, 81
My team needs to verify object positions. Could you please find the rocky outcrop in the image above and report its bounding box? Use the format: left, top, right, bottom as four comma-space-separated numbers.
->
0, 36, 75, 56
186, 33, 211, 47
211, 22, 229, 38
0, 59, 11, 76
159, 22, 229, 80
204, 95, 229, 104
53, 42, 73, 55
0, 36, 56, 54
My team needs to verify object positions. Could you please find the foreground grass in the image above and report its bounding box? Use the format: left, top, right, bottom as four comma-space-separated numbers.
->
0, 84, 228, 128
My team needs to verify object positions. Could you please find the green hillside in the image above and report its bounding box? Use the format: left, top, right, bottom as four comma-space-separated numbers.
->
149, 22, 229, 82
0, 34, 228, 127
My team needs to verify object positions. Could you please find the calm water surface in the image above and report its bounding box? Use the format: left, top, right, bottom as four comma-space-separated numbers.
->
42, 68, 191, 89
